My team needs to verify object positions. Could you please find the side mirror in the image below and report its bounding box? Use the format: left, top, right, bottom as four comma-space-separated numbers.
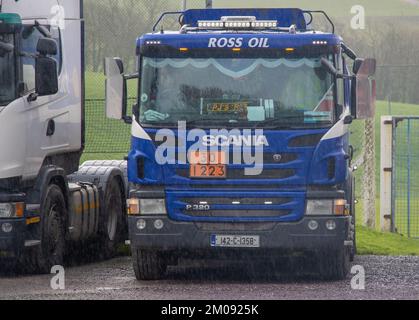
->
351, 58, 376, 119
353, 58, 364, 75
34, 38, 58, 98
321, 58, 338, 77
37, 38, 57, 56
105, 57, 125, 120
35, 56, 58, 96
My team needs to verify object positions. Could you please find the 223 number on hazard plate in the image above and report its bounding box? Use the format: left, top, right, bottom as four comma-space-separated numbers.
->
190, 151, 227, 179
210, 235, 260, 248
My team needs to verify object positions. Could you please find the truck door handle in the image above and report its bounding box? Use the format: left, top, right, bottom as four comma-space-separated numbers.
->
46, 119, 55, 136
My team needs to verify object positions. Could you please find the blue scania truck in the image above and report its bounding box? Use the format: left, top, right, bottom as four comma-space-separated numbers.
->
105, 8, 376, 280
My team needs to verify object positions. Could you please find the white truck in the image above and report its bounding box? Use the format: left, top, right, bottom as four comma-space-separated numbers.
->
0, 0, 127, 273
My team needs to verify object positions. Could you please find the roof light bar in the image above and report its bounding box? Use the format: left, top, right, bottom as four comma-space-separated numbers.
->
198, 16, 278, 30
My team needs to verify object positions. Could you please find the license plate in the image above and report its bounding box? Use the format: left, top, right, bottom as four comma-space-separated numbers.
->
211, 235, 260, 248
190, 151, 226, 179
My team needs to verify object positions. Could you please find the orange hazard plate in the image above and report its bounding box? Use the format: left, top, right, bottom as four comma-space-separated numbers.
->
189, 151, 227, 179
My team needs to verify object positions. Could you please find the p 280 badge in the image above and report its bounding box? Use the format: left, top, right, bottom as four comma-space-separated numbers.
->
186, 204, 211, 211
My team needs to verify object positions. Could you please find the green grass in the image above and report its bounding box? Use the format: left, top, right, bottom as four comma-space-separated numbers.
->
357, 226, 419, 255
214, 0, 419, 17
86, 71, 138, 99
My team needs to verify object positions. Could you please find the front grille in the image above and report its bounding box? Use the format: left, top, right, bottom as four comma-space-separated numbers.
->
183, 209, 291, 218
176, 168, 295, 180
181, 197, 290, 205
288, 133, 324, 147
263, 153, 298, 164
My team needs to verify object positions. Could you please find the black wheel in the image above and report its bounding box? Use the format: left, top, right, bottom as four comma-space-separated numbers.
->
99, 178, 125, 259
317, 247, 351, 280
132, 247, 167, 280
24, 184, 66, 274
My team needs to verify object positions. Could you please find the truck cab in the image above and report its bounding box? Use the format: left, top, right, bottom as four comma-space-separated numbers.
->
0, 0, 127, 274
105, 8, 376, 280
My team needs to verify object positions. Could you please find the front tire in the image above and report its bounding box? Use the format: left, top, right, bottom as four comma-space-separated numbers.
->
317, 247, 351, 280
24, 184, 66, 274
132, 248, 167, 280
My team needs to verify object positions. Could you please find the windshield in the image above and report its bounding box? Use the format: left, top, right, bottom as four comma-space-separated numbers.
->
0, 33, 15, 106
139, 55, 335, 128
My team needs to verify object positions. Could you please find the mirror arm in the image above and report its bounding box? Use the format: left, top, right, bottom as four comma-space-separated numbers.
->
336, 73, 355, 80
341, 43, 357, 60
27, 92, 38, 102
122, 116, 132, 124
34, 21, 52, 38
124, 72, 139, 80
19, 51, 37, 59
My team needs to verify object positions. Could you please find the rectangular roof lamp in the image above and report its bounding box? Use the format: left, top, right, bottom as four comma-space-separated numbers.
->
198, 16, 277, 30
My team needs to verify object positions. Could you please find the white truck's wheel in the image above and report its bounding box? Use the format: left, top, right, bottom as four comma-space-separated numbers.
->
25, 184, 66, 274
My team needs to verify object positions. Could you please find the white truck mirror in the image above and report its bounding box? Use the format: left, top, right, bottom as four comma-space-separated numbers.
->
105, 57, 125, 120
354, 58, 377, 119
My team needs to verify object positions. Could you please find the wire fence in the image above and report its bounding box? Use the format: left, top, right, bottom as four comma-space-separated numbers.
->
392, 118, 419, 238
84, 99, 132, 156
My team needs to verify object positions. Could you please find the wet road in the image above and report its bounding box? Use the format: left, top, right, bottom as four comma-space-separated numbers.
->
0, 256, 418, 300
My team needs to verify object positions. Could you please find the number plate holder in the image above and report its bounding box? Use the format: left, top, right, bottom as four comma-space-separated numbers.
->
210, 235, 260, 248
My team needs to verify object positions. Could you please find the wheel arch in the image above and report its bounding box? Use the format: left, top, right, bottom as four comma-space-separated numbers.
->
25, 165, 71, 233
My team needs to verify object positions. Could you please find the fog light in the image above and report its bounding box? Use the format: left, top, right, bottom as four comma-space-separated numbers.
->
136, 219, 146, 230
1, 223, 13, 233
326, 220, 337, 230
308, 220, 319, 231
154, 219, 164, 230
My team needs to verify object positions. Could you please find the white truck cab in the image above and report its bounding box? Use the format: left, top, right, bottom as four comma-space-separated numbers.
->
0, 0, 127, 273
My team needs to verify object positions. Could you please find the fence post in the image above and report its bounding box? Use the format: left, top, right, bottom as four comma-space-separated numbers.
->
380, 116, 393, 232
363, 118, 376, 228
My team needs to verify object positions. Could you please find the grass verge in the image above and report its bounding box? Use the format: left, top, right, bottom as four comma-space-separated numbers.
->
357, 226, 419, 256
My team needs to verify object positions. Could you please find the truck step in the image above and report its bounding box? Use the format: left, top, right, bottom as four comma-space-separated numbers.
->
24, 240, 41, 247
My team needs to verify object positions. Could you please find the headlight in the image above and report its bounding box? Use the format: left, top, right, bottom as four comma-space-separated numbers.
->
306, 199, 348, 216
140, 199, 167, 215
0, 203, 25, 218
128, 198, 167, 215
306, 200, 333, 215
